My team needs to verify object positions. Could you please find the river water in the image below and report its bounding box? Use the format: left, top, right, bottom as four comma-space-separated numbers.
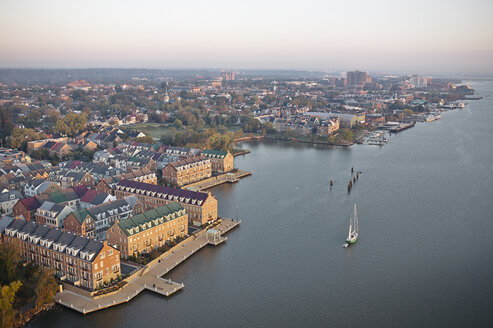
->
30, 80, 493, 328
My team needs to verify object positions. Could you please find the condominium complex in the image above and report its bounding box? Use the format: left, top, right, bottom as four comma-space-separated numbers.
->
63, 196, 142, 239
106, 202, 188, 259
201, 149, 234, 173
162, 155, 211, 187
114, 179, 217, 226
3, 219, 121, 290
347, 70, 371, 87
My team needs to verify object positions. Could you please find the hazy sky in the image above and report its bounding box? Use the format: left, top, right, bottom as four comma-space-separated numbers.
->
1, 0, 492, 73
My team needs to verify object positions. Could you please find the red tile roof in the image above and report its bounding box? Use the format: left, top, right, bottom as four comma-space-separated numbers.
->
80, 190, 97, 203
20, 197, 41, 211
73, 185, 88, 197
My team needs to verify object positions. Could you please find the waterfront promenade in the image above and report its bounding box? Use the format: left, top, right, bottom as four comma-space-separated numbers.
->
183, 170, 252, 191
55, 218, 240, 314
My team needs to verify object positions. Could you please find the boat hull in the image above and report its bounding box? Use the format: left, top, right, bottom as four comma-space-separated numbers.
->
346, 234, 358, 244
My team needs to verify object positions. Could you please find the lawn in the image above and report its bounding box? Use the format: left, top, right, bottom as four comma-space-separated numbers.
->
122, 123, 172, 139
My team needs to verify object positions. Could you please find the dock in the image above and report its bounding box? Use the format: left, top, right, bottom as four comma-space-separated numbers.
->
183, 170, 252, 191
232, 150, 251, 157
55, 219, 241, 314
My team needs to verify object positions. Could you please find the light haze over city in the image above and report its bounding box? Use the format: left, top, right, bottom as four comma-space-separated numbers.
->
1, 0, 493, 73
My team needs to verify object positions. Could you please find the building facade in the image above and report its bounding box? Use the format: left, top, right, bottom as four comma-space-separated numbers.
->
34, 201, 73, 228
114, 180, 217, 226
63, 196, 143, 239
0, 190, 22, 215
201, 149, 234, 173
13, 197, 41, 221
162, 156, 211, 187
106, 202, 188, 259
3, 220, 121, 290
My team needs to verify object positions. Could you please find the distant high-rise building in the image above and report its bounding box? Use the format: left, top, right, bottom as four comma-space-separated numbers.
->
335, 78, 347, 87
409, 76, 428, 88
221, 71, 235, 81
346, 70, 371, 87
163, 82, 170, 102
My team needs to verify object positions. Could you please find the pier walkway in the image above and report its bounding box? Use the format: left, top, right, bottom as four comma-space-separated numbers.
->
55, 219, 240, 314
183, 170, 251, 191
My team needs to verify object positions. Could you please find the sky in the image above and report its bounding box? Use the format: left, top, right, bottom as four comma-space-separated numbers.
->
0, 0, 492, 74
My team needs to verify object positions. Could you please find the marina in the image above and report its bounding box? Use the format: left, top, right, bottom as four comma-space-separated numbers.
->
54, 219, 240, 314
363, 131, 389, 146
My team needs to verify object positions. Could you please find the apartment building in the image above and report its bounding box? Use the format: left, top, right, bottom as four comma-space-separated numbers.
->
106, 202, 188, 259
201, 149, 234, 173
63, 196, 142, 239
3, 219, 121, 290
162, 155, 211, 187
114, 179, 217, 226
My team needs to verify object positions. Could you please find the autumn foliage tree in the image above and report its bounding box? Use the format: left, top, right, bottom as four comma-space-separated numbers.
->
55, 113, 87, 136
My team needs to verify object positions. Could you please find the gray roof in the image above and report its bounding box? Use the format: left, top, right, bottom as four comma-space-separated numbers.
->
38, 201, 67, 216
0, 190, 22, 202
4, 220, 106, 262
27, 179, 45, 188
87, 198, 133, 222
90, 193, 109, 206
0, 216, 14, 234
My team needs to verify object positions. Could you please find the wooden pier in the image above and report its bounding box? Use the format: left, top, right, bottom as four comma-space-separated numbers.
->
183, 170, 252, 191
55, 219, 240, 314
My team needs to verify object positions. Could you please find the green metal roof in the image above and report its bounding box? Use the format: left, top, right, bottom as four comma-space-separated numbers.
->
72, 209, 91, 225
117, 202, 185, 236
202, 149, 228, 158
49, 190, 66, 203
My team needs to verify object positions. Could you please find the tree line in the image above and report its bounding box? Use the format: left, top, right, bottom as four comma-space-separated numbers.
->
0, 244, 58, 328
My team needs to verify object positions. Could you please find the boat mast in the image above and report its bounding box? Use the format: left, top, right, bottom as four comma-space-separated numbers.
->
348, 214, 353, 238
354, 203, 358, 233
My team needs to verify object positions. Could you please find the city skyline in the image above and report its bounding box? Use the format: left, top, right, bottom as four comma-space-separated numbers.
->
1, 0, 493, 74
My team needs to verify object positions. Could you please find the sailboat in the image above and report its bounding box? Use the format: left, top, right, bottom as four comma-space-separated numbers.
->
343, 203, 359, 247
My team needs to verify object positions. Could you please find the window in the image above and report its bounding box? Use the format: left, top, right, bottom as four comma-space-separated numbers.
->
100, 252, 105, 259
108, 249, 113, 256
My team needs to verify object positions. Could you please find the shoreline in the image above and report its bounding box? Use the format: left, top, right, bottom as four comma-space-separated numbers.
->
14, 302, 57, 327
52, 219, 240, 315
236, 134, 353, 147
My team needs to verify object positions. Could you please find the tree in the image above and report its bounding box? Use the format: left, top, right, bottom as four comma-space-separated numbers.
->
20, 110, 42, 128
9, 128, 46, 151
0, 280, 22, 328
174, 119, 183, 129
340, 128, 353, 142
54, 113, 87, 136
34, 270, 57, 310
0, 244, 21, 285
136, 136, 155, 144
0, 108, 14, 141
262, 122, 276, 134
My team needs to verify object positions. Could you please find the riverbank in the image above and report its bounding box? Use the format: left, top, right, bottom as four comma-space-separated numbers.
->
262, 134, 354, 147
14, 303, 57, 328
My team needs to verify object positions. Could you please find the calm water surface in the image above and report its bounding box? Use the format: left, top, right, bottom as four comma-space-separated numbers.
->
31, 80, 493, 328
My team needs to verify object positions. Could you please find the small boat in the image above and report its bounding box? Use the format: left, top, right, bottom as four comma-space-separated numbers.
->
342, 243, 348, 248
346, 203, 359, 245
